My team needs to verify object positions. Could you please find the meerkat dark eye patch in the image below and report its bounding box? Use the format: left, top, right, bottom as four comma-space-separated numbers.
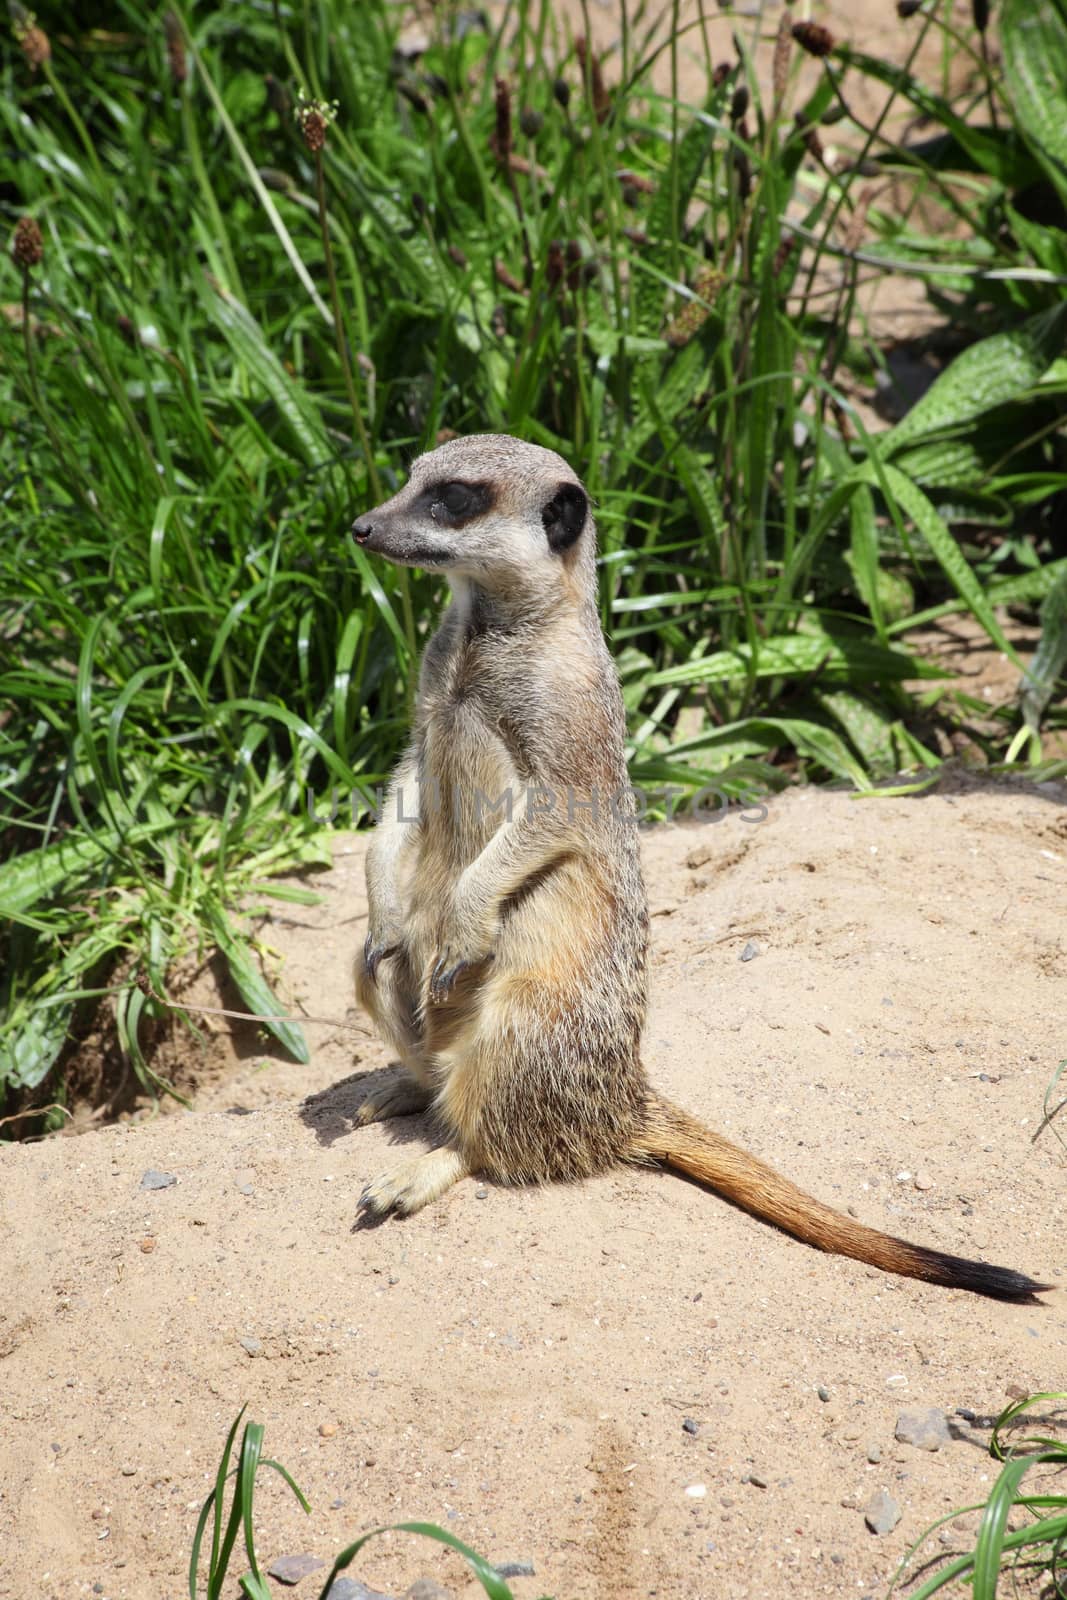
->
541, 482, 587, 552
417, 479, 495, 527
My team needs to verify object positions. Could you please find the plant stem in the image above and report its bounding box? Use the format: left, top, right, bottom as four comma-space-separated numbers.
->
20, 271, 96, 518
43, 61, 107, 195
314, 149, 380, 504
314, 150, 416, 660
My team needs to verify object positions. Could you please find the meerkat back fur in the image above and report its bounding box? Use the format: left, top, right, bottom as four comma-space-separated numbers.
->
350, 434, 1047, 1302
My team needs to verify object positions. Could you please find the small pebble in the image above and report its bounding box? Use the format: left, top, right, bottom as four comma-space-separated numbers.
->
405, 1582, 455, 1600
867, 1445, 882, 1464
319, 1422, 337, 1438
865, 1489, 902, 1535
324, 1580, 393, 1600
682, 1418, 700, 1436
895, 1408, 951, 1452
139, 1238, 156, 1253
739, 941, 760, 962
913, 1172, 934, 1191
120, 1464, 137, 1477
474, 1187, 488, 1199
139, 1169, 177, 1190
268, 1554, 327, 1585
747, 1472, 768, 1489
239, 1336, 263, 1357
684, 1483, 707, 1499
817, 1385, 831, 1402
493, 1560, 535, 1579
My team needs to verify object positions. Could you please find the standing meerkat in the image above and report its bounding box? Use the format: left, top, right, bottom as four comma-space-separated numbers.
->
350, 433, 1046, 1302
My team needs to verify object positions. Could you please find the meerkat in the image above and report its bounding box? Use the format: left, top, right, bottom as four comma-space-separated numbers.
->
349, 433, 1047, 1302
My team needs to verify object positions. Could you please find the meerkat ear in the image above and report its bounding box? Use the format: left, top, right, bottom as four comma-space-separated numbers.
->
541, 482, 588, 552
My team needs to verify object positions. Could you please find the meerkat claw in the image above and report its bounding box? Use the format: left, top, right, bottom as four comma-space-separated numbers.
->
358, 1182, 394, 1218
429, 952, 493, 1005
363, 933, 399, 983
429, 956, 464, 1004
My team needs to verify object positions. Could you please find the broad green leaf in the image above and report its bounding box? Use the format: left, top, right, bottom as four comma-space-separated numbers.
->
836, 46, 1033, 184
847, 484, 883, 631
1021, 562, 1067, 728
0, 1002, 71, 1091
882, 304, 1067, 455
742, 717, 871, 788
671, 442, 728, 548
1003, 0, 1067, 207
861, 464, 1023, 668
628, 325, 721, 460
0, 832, 112, 917
811, 689, 897, 772
648, 633, 940, 689
202, 285, 333, 470
205, 904, 310, 1063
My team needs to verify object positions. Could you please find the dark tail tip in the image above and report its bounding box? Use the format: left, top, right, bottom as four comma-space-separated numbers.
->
913, 1245, 1052, 1304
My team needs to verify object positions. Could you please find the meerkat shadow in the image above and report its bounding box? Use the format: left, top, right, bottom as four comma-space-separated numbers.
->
299, 1066, 431, 1151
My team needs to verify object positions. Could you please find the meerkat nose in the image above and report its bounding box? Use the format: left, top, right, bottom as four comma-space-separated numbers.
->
351, 518, 374, 545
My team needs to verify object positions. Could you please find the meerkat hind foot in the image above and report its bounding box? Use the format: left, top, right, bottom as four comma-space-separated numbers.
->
359, 1146, 469, 1218
355, 1066, 432, 1126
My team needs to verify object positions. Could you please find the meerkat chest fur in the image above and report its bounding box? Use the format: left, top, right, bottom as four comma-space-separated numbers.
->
415, 607, 536, 866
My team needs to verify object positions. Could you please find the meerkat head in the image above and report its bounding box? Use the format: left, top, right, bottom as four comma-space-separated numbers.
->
351, 434, 594, 602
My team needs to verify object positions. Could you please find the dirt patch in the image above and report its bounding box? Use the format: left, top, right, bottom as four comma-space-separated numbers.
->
2, 776, 1065, 1600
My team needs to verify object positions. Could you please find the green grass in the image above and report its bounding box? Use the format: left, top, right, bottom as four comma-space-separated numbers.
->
191, 1405, 550, 1600
890, 1392, 1067, 1598
2, 0, 1067, 1115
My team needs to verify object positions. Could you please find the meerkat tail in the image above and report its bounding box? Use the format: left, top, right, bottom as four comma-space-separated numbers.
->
634, 1093, 1050, 1303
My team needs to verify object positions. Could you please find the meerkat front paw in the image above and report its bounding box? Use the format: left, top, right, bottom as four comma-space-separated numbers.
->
428, 944, 494, 1005
361, 925, 402, 984
428, 887, 497, 1004
359, 1147, 469, 1217
355, 1066, 431, 1125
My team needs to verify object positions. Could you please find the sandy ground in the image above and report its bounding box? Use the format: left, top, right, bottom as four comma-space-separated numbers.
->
4, 9, 1063, 1599
3, 775, 1066, 1600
